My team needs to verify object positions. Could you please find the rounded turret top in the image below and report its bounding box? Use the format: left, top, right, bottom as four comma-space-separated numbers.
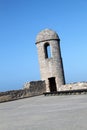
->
36, 29, 59, 43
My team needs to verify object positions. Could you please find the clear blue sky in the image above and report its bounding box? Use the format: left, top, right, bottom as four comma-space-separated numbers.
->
0, 0, 87, 92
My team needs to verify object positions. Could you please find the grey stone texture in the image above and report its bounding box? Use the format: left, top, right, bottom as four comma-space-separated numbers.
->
23, 80, 45, 90
36, 29, 65, 92
59, 82, 87, 91
0, 81, 46, 103
36, 28, 59, 43
0, 95, 87, 130
1, 81, 87, 103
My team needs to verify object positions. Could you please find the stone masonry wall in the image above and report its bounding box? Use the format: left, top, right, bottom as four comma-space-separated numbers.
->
59, 82, 87, 91
0, 80, 46, 103
36, 39, 65, 92
1, 81, 87, 103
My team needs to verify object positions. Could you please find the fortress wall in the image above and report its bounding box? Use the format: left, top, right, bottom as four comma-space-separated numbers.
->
0, 80, 46, 103
1, 81, 87, 103
59, 82, 87, 91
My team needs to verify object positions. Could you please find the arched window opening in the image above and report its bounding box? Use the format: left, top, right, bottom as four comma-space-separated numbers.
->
44, 43, 51, 58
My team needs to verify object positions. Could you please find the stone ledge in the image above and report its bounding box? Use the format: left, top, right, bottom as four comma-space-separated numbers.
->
43, 89, 87, 96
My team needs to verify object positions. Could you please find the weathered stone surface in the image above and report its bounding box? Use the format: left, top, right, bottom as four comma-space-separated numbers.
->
36, 29, 59, 43
0, 81, 46, 103
23, 82, 30, 89
36, 29, 65, 92
59, 82, 87, 91
1, 81, 87, 103
23, 80, 45, 90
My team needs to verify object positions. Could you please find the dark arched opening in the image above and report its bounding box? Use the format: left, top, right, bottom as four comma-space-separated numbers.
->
44, 43, 51, 58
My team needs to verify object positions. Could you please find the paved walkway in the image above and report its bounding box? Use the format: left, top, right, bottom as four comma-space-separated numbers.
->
0, 95, 87, 130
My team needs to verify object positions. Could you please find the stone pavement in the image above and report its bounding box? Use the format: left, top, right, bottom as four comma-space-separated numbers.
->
0, 95, 87, 130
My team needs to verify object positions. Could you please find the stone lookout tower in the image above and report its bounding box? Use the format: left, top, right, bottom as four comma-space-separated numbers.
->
36, 29, 65, 92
